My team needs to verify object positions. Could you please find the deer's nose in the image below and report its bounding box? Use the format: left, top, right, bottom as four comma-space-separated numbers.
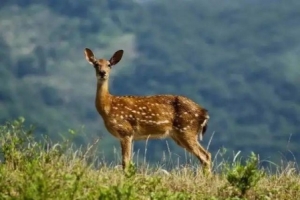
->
98, 70, 106, 77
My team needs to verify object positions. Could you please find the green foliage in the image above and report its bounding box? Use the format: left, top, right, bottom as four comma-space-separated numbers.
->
97, 176, 191, 200
223, 152, 264, 197
124, 162, 137, 178
0, 120, 300, 199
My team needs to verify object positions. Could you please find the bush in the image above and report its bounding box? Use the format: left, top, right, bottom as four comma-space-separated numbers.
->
223, 152, 265, 198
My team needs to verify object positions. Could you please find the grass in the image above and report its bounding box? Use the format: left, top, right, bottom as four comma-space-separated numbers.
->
0, 118, 299, 200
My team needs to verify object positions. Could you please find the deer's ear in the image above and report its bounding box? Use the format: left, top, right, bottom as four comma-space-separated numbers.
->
84, 48, 96, 65
109, 50, 124, 66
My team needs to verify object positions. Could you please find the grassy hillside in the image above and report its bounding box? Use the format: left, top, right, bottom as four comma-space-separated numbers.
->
0, 119, 299, 199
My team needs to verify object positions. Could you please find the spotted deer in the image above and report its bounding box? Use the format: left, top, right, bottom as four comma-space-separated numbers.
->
84, 48, 211, 173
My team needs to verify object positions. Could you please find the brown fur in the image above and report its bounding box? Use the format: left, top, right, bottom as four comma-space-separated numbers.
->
84, 48, 212, 172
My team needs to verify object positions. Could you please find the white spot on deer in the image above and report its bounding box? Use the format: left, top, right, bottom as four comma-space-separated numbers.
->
142, 113, 146, 115
129, 114, 133, 118
184, 112, 188, 115
120, 116, 124, 119
195, 114, 199, 117
156, 120, 169, 125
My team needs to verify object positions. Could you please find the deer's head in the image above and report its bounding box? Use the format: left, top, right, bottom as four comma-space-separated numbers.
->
84, 48, 124, 82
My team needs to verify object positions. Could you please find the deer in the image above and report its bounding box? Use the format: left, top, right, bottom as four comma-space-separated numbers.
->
84, 48, 212, 173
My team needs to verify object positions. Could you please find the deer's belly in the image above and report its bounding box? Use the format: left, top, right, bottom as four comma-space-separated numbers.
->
103, 117, 174, 140
132, 123, 173, 140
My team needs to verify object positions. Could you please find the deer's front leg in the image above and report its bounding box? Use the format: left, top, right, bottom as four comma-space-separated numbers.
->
120, 136, 133, 170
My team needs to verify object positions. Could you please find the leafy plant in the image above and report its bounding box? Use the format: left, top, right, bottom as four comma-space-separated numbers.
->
124, 162, 137, 178
224, 152, 264, 197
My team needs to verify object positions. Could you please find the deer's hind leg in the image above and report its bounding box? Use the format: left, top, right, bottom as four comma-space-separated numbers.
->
173, 132, 211, 173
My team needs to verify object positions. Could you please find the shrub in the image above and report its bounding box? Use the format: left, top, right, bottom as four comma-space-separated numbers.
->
224, 152, 264, 197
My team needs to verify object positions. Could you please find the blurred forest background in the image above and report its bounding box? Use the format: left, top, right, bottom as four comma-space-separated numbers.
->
0, 0, 299, 165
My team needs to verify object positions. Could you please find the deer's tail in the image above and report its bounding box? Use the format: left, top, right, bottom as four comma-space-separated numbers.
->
199, 111, 209, 141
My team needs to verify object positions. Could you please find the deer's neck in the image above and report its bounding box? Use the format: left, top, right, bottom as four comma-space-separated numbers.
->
95, 80, 112, 116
